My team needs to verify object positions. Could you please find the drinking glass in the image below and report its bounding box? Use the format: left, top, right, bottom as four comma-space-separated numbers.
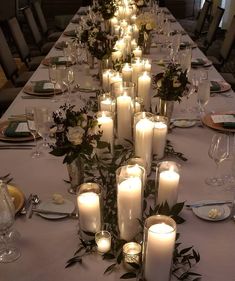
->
35, 107, 53, 151
197, 74, 210, 115
0, 180, 20, 263
25, 106, 41, 158
61, 66, 75, 102
48, 64, 59, 102
205, 133, 230, 186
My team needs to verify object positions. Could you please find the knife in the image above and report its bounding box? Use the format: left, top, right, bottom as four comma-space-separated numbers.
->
186, 200, 233, 208
32, 208, 78, 218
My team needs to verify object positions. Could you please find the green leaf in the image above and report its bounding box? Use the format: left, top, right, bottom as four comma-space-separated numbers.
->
104, 263, 117, 274
120, 272, 137, 279
82, 231, 95, 237
179, 247, 193, 255
171, 202, 185, 215
103, 253, 115, 260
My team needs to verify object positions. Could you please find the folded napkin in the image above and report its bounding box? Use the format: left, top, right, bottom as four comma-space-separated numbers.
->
64, 30, 76, 37
33, 81, 54, 93
191, 58, 206, 67
4, 121, 31, 138
50, 56, 68, 65
55, 41, 67, 50
223, 122, 235, 128
210, 81, 221, 92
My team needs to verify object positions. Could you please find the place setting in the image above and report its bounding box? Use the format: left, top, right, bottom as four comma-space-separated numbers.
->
191, 57, 212, 68
41, 56, 75, 67
202, 112, 235, 132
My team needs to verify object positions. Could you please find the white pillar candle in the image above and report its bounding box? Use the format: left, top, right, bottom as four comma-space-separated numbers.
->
133, 24, 139, 40
131, 15, 137, 24
135, 100, 141, 112
133, 46, 142, 58
143, 59, 152, 72
153, 121, 167, 159
100, 98, 114, 112
77, 192, 101, 233
110, 17, 118, 27
145, 223, 176, 281
117, 93, 132, 142
118, 177, 142, 241
135, 118, 154, 174
137, 72, 151, 110
110, 73, 123, 92
131, 39, 138, 50
132, 58, 143, 86
102, 69, 113, 92
122, 63, 133, 82
157, 169, 180, 208
97, 113, 114, 151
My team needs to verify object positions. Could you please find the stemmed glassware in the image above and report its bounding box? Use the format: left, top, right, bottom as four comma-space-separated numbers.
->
48, 64, 58, 102
35, 107, 53, 151
0, 180, 20, 263
61, 66, 75, 102
197, 71, 210, 116
205, 133, 230, 186
25, 106, 41, 158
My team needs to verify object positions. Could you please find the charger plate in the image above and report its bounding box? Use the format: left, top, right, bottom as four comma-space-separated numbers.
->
202, 113, 235, 133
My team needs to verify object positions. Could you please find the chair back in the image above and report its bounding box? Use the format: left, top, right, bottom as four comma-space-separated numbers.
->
220, 15, 235, 62
23, 6, 42, 46
0, 27, 18, 83
8, 17, 30, 65
195, 0, 212, 36
33, 1, 48, 35
204, 6, 224, 49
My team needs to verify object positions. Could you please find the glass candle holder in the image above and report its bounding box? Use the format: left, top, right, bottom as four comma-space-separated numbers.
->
123, 242, 142, 270
133, 97, 144, 113
96, 111, 114, 154
134, 112, 154, 175
156, 161, 181, 208
122, 63, 133, 83
152, 116, 168, 160
137, 71, 151, 111
116, 165, 144, 241
95, 230, 111, 254
102, 69, 116, 92
77, 183, 102, 241
98, 93, 116, 112
143, 215, 176, 281
127, 157, 147, 188
133, 46, 143, 58
131, 58, 143, 86
142, 58, 152, 72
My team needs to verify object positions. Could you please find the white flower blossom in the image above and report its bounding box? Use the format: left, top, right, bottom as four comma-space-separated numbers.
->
67, 126, 85, 145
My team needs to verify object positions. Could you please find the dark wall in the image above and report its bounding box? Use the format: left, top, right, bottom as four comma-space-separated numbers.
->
0, 0, 16, 21
165, 0, 201, 19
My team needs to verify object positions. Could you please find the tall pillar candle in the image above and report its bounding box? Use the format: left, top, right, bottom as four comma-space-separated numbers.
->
117, 165, 143, 241
156, 161, 180, 208
122, 63, 133, 83
117, 93, 133, 142
97, 111, 114, 153
137, 71, 151, 110
144, 215, 176, 281
132, 58, 143, 86
77, 183, 101, 240
153, 117, 168, 159
135, 116, 154, 174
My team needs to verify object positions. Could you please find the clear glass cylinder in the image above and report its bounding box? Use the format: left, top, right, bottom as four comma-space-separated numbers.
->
122, 63, 133, 83
123, 242, 142, 269
137, 71, 151, 111
152, 116, 168, 160
98, 93, 116, 112
95, 230, 111, 254
77, 183, 102, 241
155, 161, 181, 208
133, 97, 144, 113
134, 112, 154, 175
96, 111, 114, 154
127, 157, 147, 188
116, 165, 144, 241
102, 69, 116, 92
143, 215, 176, 281
111, 81, 136, 99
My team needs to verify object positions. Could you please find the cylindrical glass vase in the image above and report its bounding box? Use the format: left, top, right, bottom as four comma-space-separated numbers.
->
116, 165, 144, 241
143, 215, 176, 281
77, 183, 102, 241
156, 161, 181, 208
152, 116, 168, 160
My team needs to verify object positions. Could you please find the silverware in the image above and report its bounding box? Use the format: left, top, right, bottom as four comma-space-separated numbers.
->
21, 96, 52, 99
20, 194, 33, 215
186, 200, 233, 208
28, 195, 40, 218
32, 208, 78, 218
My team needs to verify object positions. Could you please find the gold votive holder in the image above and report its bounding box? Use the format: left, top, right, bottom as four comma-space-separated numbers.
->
123, 242, 142, 270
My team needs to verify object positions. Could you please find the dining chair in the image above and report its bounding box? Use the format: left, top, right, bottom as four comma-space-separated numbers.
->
32, 1, 61, 42
180, 0, 212, 40
22, 6, 54, 55
207, 15, 235, 71
0, 27, 33, 87
0, 87, 22, 116
8, 17, 44, 71
198, 6, 225, 52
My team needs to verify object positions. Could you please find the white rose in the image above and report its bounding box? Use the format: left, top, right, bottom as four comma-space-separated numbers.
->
173, 77, 181, 88
67, 126, 85, 145
146, 23, 153, 30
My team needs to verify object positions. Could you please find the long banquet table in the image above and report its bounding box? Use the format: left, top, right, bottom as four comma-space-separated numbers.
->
1, 7, 235, 281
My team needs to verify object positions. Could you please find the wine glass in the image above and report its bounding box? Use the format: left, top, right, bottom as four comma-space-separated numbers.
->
0, 180, 20, 263
205, 133, 230, 186
35, 107, 53, 151
25, 106, 41, 158
61, 66, 75, 102
197, 73, 210, 116
48, 64, 58, 102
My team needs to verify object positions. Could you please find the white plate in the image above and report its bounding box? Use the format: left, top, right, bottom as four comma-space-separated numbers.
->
192, 200, 231, 221
37, 199, 75, 219
173, 120, 196, 128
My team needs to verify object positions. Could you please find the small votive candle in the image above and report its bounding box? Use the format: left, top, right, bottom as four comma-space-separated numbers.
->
123, 242, 141, 268
95, 231, 111, 254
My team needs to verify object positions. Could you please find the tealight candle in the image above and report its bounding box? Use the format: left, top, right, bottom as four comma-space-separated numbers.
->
123, 242, 141, 267
95, 231, 111, 254
137, 71, 151, 110
133, 46, 142, 58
